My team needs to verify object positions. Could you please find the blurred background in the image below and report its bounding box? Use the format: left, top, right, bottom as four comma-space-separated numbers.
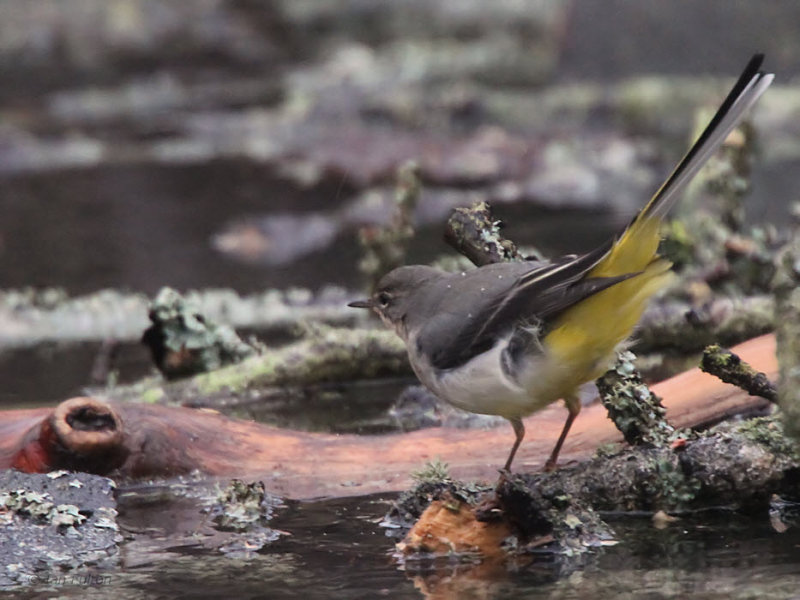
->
1, 0, 799, 405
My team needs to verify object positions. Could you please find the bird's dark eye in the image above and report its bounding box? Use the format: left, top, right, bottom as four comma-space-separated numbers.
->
377, 291, 391, 307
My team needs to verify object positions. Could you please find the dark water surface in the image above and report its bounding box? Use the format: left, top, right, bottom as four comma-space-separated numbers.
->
7, 493, 800, 599
117, 510, 800, 600
0, 161, 361, 295
0, 159, 620, 296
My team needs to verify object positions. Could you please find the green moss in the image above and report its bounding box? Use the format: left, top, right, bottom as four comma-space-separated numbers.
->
411, 459, 450, 484
701, 344, 777, 402
192, 354, 268, 395
736, 416, 800, 459
660, 220, 697, 269
140, 387, 166, 404
651, 456, 700, 508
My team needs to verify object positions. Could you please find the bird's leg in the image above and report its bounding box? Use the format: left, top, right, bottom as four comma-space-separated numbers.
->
544, 394, 581, 472
481, 416, 525, 510
502, 416, 525, 473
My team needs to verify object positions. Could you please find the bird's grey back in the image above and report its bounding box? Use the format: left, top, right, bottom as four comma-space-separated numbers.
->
407, 260, 553, 370
407, 236, 634, 371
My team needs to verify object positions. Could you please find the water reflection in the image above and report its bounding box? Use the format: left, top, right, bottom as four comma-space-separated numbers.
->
32, 497, 800, 600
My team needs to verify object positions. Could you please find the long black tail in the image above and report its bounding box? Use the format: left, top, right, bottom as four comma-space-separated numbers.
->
639, 54, 773, 221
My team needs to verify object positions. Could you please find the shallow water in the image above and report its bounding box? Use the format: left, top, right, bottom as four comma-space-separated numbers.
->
7, 491, 800, 600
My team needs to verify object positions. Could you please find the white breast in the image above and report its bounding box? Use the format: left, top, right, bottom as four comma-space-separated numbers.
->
406, 334, 556, 419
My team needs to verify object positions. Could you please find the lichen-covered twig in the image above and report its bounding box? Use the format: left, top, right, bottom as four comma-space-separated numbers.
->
498, 415, 799, 532
700, 344, 778, 403
596, 351, 675, 446
358, 161, 421, 292
443, 201, 525, 266
141, 287, 259, 379
387, 414, 800, 554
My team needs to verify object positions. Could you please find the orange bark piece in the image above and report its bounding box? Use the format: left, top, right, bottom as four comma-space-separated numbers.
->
398, 497, 511, 559
0, 334, 778, 499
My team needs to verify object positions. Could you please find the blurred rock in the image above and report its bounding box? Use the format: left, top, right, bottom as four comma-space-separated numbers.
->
0, 470, 119, 589
0, 0, 281, 74
141, 287, 259, 379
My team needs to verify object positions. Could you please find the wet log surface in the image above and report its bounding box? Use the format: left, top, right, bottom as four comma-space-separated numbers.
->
0, 335, 777, 500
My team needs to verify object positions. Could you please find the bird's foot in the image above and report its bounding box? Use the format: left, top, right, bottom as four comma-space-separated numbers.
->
475, 469, 514, 521
474, 493, 504, 522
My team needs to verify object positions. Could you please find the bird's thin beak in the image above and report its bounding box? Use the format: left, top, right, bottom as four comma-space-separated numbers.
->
348, 299, 373, 309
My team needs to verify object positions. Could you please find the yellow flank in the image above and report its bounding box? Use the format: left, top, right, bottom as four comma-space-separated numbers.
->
543, 213, 673, 389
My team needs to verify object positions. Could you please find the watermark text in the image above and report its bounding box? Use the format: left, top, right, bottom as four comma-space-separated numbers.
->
20, 573, 112, 587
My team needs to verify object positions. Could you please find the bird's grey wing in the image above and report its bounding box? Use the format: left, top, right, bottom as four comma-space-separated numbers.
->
420, 239, 636, 370
410, 260, 554, 371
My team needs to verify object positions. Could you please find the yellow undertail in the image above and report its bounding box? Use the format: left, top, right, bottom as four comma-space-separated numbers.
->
525, 55, 771, 404
543, 214, 673, 389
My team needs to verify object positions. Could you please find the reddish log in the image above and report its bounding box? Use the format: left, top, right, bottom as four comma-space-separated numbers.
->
0, 335, 777, 499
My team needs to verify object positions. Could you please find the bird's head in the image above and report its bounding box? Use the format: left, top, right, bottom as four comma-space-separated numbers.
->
348, 265, 441, 339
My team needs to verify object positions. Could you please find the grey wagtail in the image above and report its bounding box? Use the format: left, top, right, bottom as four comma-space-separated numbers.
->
349, 55, 773, 473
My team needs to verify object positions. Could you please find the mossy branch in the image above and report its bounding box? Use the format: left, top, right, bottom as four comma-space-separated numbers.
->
700, 344, 778, 403
775, 232, 800, 439
596, 351, 675, 447
104, 326, 410, 405
635, 295, 774, 353
389, 415, 800, 554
